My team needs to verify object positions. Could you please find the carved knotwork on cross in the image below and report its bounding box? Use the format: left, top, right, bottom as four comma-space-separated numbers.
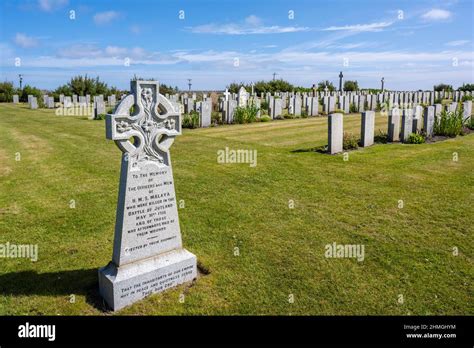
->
106, 80, 181, 167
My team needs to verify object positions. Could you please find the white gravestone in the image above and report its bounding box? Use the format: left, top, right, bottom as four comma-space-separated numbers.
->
388, 108, 401, 142
328, 113, 343, 154
198, 100, 211, 127
47, 97, 55, 109
424, 106, 435, 138
307, 97, 318, 116
360, 111, 375, 147
271, 98, 282, 119
30, 97, 38, 109
463, 101, 472, 124
401, 109, 413, 142
100, 80, 197, 311
238, 87, 248, 107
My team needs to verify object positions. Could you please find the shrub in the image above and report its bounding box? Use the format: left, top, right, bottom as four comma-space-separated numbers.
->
407, 133, 425, 144
467, 116, 474, 130
317, 80, 336, 92
300, 109, 308, 118
343, 132, 359, 150
260, 100, 269, 111
461, 95, 473, 102
233, 104, 260, 124
182, 111, 200, 129
434, 109, 464, 137
433, 83, 453, 92
20, 85, 43, 105
458, 83, 474, 92
374, 129, 388, 143
260, 115, 271, 122
283, 113, 294, 119
233, 107, 246, 124
375, 102, 382, 112
343, 80, 358, 92
211, 111, 222, 125
245, 104, 259, 123
434, 98, 442, 104
94, 113, 106, 121
349, 103, 358, 113
0, 81, 17, 102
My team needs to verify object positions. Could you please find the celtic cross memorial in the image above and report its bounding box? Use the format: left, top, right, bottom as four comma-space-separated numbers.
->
98, 80, 197, 311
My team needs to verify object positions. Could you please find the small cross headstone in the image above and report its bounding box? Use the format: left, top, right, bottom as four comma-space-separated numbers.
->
99, 80, 197, 311
223, 89, 230, 102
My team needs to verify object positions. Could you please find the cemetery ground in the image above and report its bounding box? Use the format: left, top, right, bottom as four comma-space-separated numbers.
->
0, 103, 472, 316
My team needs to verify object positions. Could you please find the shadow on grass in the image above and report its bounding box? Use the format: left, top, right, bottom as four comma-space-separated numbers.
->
291, 145, 327, 154
0, 268, 109, 312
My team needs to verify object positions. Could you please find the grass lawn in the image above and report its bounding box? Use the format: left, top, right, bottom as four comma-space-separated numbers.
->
0, 103, 472, 315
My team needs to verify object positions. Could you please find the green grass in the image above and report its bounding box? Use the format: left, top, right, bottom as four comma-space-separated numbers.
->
0, 104, 472, 315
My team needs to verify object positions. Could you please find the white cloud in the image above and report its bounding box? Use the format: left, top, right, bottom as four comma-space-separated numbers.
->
14, 33, 38, 48
323, 22, 393, 32
188, 23, 310, 35
187, 16, 308, 35
421, 9, 452, 21
445, 40, 470, 47
57, 44, 103, 58
93, 11, 121, 25
245, 15, 262, 26
105, 46, 128, 57
38, 0, 68, 12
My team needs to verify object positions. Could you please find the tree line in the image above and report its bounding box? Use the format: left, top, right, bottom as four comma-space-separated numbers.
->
0, 75, 179, 103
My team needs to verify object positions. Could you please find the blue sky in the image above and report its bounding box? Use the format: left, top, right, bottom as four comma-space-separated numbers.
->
0, 0, 473, 91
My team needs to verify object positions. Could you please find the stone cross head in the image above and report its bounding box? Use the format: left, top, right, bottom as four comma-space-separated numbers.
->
106, 80, 181, 168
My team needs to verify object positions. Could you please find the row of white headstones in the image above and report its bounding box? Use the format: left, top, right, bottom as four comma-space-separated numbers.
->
327, 101, 473, 154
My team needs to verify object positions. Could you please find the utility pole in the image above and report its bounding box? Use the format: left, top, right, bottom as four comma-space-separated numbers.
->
272, 72, 278, 81
187, 79, 192, 91
19, 74, 23, 90
381, 77, 385, 92
338, 71, 343, 92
